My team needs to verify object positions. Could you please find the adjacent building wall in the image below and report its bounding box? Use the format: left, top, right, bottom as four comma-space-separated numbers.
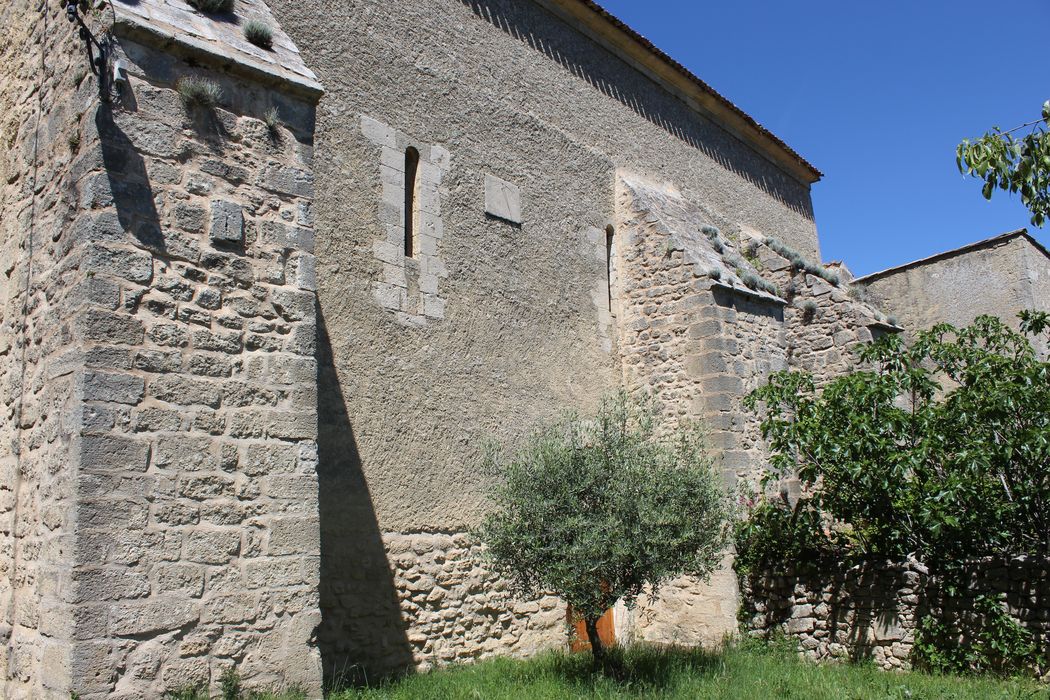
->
858, 231, 1050, 355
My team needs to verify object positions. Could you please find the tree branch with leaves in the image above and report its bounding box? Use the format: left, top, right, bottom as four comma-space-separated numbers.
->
957, 101, 1050, 226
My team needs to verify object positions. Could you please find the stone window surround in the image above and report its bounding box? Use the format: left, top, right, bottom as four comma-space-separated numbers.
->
362, 115, 449, 326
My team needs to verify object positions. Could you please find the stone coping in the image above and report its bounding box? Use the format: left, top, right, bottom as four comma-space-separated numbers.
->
110, 0, 324, 101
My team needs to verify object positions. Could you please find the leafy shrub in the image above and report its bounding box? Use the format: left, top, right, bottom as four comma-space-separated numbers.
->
913, 596, 1042, 677
187, 0, 234, 14
733, 490, 840, 576
176, 76, 222, 110
745, 314, 1050, 562
476, 391, 732, 668
741, 313, 1050, 675
243, 19, 273, 49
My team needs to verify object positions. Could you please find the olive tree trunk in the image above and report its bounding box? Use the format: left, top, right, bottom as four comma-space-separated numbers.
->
585, 617, 604, 670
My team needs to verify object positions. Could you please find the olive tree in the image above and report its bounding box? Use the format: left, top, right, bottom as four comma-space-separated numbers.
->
475, 392, 732, 669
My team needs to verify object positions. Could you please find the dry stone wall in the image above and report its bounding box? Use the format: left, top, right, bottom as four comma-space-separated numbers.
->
741, 557, 1050, 674
319, 530, 564, 684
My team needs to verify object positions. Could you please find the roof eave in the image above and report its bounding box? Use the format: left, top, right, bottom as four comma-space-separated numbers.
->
538, 0, 821, 185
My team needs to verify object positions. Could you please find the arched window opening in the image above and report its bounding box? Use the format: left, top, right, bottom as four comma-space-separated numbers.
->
404, 147, 420, 258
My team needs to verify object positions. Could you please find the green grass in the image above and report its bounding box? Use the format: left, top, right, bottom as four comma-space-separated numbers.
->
331, 642, 1049, 700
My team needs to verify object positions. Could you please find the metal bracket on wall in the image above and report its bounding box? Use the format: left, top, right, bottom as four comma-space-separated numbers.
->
65, 0, 111, 102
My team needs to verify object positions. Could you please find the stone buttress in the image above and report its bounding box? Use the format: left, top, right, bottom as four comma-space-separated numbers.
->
3, 0, 326, 696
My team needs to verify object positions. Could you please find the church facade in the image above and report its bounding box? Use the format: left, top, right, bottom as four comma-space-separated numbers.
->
2, 1, 1036, 698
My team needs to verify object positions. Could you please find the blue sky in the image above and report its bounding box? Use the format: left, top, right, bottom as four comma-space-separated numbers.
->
596, 0, 1050, 276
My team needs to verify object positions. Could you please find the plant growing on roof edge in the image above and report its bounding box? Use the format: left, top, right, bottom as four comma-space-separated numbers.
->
263, 106, 282, 136
475, 391, 732, 671
187, 0, 234, 14
243, 19, 274, 49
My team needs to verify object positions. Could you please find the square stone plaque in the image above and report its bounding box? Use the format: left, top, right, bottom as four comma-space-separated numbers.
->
484, 174, 522, 225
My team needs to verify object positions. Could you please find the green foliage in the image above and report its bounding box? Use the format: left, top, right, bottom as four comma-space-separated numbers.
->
744, 314, 1050, 564
244, 19, 274, 49
957, 100, 1050, 227
164, 671, 305, 700
176, 77, 223, 110
221, 668, 243, 700
187, 0, 234, 14
476, 392, 732, 660
165, 686, 207, 700
733, 488, 839, 576
913, 597, 1042, 677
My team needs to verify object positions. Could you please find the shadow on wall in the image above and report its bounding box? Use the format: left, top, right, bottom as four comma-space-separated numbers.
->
95, 104, 164, 252
315, 303, 414, 687
458, 0, 815, 222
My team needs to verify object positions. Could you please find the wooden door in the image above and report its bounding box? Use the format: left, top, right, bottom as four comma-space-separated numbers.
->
567, 606, 615, 652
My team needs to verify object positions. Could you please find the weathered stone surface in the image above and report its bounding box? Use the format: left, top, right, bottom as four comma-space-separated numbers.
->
484, 173, 522, 225
209, 200, 244, 244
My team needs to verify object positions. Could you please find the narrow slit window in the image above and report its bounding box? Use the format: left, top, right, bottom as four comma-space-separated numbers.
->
404, 147, 420, 258
605, 225, 616, 314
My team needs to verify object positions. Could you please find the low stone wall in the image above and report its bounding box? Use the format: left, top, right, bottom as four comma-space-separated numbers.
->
318, 530, 566, 683
740, 557, 1050, 673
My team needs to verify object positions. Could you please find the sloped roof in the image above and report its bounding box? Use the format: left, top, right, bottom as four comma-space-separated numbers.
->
618, 173, 786, 304
109, 0, 323, 100
548, 0, 821, 183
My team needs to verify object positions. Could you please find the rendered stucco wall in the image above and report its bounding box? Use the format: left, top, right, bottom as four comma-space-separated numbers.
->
861, 235, 1050, 355
264, 0, 823, 677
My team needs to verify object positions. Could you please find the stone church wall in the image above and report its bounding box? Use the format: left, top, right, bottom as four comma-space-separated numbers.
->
1, 2, 95, 697
611, 174, 892, 649
263, 0, 828, 678
4, 0, 327, 695
0, 0, 902, 692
